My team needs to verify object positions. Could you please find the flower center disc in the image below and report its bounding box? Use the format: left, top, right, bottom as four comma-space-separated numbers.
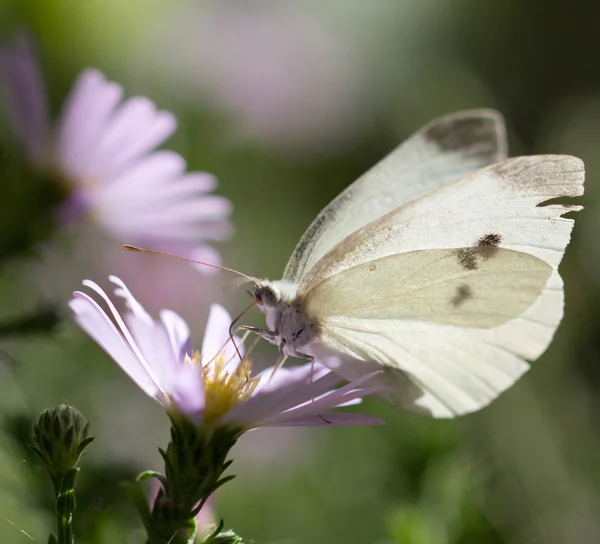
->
187, 351, 259, 426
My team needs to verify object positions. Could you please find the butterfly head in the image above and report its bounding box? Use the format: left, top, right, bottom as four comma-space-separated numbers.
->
253, 283, 282, 308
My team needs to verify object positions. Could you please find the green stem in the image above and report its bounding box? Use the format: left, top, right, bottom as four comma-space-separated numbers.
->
55, 497, 74, 544
54, 467, 78, 544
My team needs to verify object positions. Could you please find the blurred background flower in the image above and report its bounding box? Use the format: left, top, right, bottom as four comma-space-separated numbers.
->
0, 29, 233, 318
0, 0, 598, 543
143, 1, 374, 156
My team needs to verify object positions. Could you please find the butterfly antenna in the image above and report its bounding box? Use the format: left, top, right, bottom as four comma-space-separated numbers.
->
123, 245, 258, 283
228, 300, 258, 360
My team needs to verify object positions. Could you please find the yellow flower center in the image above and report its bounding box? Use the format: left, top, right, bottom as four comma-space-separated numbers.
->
186, 350, 260, 427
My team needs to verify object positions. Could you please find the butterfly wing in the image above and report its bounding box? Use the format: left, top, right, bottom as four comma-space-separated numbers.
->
299, 155, 584, 417
283, 109, 507, 284
303, 248, 553, 417
303, 248, 552, 328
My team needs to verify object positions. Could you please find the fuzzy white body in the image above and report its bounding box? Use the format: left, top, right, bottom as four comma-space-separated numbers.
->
255, 280, 319, 358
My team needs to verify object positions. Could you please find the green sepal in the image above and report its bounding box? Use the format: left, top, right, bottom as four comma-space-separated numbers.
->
28, 443, 45, 462
158, 447, 173, 482
47, 534, 59, 544
137, 470, 168, 489
201, 522, 244, 544
77, 435, 96, 456
138, 418, 242, 543
203, 519, 224, 540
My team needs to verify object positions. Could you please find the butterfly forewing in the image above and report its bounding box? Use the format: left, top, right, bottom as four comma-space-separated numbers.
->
298, 155, 583, 293
283, 109, 508, 284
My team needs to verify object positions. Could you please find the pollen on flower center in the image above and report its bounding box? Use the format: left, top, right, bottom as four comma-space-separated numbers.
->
185, 350, 259, 426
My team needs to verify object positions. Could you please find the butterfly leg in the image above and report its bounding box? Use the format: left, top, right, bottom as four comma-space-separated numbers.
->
293, 351, 314, 361
237, 325, 278, 345
267, 354, 289, 383
296, 353, 332, 425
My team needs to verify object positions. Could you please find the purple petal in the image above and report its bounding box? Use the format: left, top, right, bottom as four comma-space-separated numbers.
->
334, 397, 362, 408
57, 69, 124, 181
177, 172, 218, 193
69, 292, 163, 401
288, 371, 385, 415
288, 389, 365, 410
109, 275, 153, 323
91, 174, 233, 244
86, 96, 176, 179
223, 365, 343, 426
115, 218, 233, 245
100, 150, 186, 197
187, 243, 222, 275
109, 276, 187, 395
260, 413, 386, 427
130, 182, 229, 210
160, 309, 192, 362
0, 33, 49, 160
98, 196, 232, 234
137, 195, 233, 221
255, 363, 331, 394
201, 304, 234, 362
80, 279, 165, 395
123, 313, 179, 393
57, 69, 103, 162
167, 363, 206, 418
267, 381, 386, 423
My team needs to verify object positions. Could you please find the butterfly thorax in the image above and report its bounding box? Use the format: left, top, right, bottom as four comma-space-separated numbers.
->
254, 280, 320, 358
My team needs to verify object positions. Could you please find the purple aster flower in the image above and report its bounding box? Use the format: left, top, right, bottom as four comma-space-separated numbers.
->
69, 276, 386, 430
0, 34, 231, 269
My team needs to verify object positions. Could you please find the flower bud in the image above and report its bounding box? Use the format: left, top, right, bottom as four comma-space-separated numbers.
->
31, 404, 94, 493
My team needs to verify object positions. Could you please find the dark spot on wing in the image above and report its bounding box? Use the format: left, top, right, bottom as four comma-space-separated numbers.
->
477, 233, 501, 246
476, 233, 502, 258
451, 284, 473, 307
424, 114, 499, 156
455, 233, 502, 270
456, 248, 479, 270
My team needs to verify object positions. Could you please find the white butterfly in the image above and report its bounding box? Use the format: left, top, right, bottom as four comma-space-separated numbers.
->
245, 109, 585, 418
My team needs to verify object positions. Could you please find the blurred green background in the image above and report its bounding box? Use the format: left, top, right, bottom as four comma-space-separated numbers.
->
0, 0, 598, 543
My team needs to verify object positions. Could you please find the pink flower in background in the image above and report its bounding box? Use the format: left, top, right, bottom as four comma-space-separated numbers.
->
0, 34, 231, 269
69, 276, 386, 430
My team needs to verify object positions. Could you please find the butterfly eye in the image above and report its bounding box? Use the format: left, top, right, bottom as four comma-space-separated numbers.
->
254, 285, 280, 307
